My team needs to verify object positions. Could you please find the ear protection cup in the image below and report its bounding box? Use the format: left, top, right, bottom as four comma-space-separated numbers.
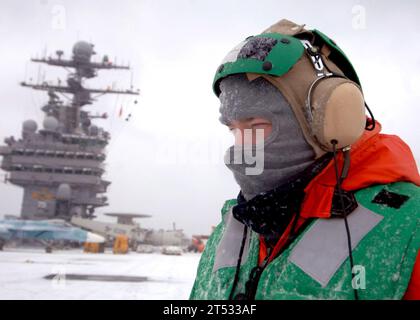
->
295, 37, 370, 153
309, 76, 366, 151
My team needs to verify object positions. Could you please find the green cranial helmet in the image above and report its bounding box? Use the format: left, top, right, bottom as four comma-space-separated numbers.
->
213, 28, 361, 97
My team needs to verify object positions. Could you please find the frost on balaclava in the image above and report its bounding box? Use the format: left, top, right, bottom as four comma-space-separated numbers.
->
220, 74, 315, 201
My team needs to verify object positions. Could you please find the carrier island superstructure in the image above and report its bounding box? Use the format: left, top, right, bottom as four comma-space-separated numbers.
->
0, 41, 139, 220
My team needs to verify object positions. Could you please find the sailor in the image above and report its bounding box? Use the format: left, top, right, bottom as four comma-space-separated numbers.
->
189, 19, 420, 300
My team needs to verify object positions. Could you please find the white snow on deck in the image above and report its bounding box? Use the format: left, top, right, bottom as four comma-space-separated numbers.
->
0, 248, 201, 300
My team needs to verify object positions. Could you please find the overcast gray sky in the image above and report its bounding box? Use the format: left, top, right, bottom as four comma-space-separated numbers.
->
0, 0, 419, 236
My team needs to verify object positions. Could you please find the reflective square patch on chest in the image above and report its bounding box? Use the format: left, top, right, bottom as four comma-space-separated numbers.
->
372, 189, 409, 209
288, 204, 383, 287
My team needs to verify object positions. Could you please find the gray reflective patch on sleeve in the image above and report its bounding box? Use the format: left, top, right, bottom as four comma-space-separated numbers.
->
213, 209, 251, 272
288, 204, 383, 287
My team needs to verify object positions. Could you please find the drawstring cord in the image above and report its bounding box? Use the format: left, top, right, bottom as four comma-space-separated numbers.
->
331, 140, 359, 300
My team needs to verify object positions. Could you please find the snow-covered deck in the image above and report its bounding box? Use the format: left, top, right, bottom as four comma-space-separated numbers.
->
0, 248, 200, 300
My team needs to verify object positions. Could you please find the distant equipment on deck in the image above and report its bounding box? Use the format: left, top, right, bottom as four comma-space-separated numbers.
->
105, 213, 151, 225
161, 246, 183, 256
113, 234, 129, 254
71, 212, 149, 244
189, 234, 210, 253
71, 213, 190, 249
0, 218, 105, 253
84, 242, 105, 254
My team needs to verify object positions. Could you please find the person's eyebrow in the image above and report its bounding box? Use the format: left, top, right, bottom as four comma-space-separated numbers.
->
249, 118, 271, 124
239, 117, 256, 125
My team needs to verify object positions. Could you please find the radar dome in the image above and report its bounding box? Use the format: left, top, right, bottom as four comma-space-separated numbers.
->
89, 125, 99, 136
22, 120, 37, 133
56, 183, 72, 200
43, 116, 59, 131
82, 118, 91, 126
72, 41, 95, 61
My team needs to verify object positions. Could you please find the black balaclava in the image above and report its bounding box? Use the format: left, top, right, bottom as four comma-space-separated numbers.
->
220, 73, 315, 201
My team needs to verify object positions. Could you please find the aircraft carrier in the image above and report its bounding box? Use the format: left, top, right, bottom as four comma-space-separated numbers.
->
0, 41, 191, 250
0, 41, 138, 220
